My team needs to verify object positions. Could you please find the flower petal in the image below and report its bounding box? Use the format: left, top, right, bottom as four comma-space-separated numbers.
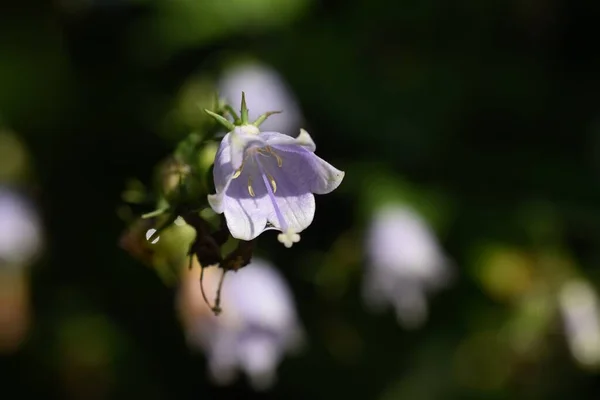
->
213, 133, 234, 193
254, 154, 316, 233
222, 165, 269, 241
270, 193, 315, 233
261, 129, 316, 152
263, 144, 344, 195
210, 129, 267, 216
223, 196, 268, 241
209, 133, 236, 214
229, 127, 264, 170
208, 192, 226, 214
306, 154, 344, 194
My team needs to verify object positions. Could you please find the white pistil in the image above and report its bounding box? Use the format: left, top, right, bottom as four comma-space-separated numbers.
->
277, 229, 300, 248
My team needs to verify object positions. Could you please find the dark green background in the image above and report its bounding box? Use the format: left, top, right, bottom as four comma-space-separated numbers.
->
3, 0, 600, 399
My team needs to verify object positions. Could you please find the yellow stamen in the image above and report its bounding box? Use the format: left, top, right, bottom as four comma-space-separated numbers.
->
256, 148, 270, 157
266, 147, 283, 167
232, 169, 242, 179
248, 177, 255, 197
267, 173, 277, 193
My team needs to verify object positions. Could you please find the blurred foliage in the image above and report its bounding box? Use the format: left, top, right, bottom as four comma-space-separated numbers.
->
3, 0, 600, 399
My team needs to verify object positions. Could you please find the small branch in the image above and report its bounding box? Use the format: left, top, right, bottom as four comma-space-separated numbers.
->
211, 269, 228, 316
199, 264, 213, 311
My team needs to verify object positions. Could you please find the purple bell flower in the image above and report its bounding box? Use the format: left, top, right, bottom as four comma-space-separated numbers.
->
208, 123, 344, 247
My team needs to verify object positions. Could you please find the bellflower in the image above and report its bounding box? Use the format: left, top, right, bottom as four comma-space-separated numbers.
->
177, 258, 303, 390
206, 96, 344, 247
362, 205, 452, 329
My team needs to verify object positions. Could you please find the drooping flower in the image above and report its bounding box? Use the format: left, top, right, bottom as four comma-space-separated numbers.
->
362, 205, 452, 329
207, 111, 344, 247
177, 258, 303, 390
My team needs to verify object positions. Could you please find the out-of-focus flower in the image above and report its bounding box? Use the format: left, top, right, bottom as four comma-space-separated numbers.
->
558, 279, 600, 368
362, 205, 452, 329
177, 259, 303, 390
208, 124, 344, 247
218, 62, 302, 134
0, 187, 42, 267
0, 186, 43, 353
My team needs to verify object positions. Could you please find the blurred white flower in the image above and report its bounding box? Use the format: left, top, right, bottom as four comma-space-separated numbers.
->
0, 187, 43, 268
362, 205, 452, 329
217, 62, 302, 134
558, 279, 600, 368
0, 186, 42, 353
177, 258, 303, 390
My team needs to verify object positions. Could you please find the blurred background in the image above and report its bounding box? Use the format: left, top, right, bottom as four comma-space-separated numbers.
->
3, 0, 600, 399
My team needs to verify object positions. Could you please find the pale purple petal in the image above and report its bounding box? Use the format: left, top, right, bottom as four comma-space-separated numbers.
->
260, 129, 316, 152
253, 153, 316, 233
267, 193, 315, 234
221, 197, 267, 241
262, 143, 344, 195
208, 132, 235, 214
305, 154, 344, 194
228, 126, 264, 170
221, 166, 269, 240
210, 128, 265, 217
212, 132, 234, 193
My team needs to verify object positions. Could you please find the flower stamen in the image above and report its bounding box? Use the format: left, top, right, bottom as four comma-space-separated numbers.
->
256, 148, 271, 157
266, 147, 283, 167
248, 176, 255, 197
267, 173, 277, 193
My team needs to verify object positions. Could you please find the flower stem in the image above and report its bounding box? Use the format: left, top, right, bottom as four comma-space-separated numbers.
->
212, 269, 228, 316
